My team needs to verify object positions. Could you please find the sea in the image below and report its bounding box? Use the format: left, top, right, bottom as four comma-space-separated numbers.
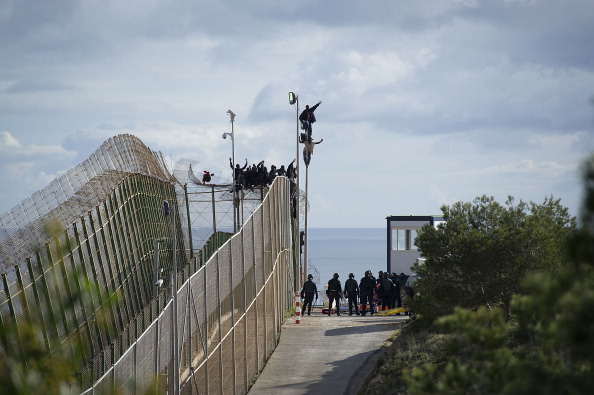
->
306, 228, 386, 290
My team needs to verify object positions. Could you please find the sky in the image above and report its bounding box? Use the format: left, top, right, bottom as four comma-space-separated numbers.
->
1, 0, 594, 228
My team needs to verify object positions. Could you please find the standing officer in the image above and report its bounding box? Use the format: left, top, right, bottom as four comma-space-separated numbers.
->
359, 270, 376, 316
327, 273, 343, 316
381, 272, 395, 311
301, 274, 318, 316
344, 273, 360, 316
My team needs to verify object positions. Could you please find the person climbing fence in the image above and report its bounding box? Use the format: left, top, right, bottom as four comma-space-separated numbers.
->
303, 138, 323, 167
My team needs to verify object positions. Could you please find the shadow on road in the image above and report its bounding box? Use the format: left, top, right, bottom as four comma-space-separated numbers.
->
324, 321, 402, 337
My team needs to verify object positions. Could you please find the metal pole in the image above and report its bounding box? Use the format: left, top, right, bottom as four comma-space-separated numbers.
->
184, 183, 194, 259
304, 165, 309, 282
165, 200, 180, 395
173, 207, 180, 394
153, 239, 160, 298
295, 96, 302, 285
231, 117, 237, 233
211, 185, 217, 234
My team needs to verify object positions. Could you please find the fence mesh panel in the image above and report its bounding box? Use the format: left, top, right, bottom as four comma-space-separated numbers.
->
82, 177, 294, 394
1, 134, 299, 395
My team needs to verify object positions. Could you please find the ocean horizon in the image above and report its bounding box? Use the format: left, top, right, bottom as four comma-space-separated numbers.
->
307, 227, 395, 292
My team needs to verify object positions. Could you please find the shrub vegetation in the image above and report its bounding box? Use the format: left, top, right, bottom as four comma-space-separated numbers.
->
360, 154, 594, 395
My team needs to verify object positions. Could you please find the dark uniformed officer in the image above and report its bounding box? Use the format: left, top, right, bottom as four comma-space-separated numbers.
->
300, 274, 318, 316
396, 273, 409, 308
344, 273, 360, 316
327, 273, 343, 316
381, 272, 395, 311
359, 270, 376, 316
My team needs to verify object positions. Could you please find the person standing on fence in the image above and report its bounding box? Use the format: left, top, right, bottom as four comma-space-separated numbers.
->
300, 274, 318, 316
327, 273, 343, 316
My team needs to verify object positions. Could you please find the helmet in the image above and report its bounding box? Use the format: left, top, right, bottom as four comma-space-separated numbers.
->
333, 273, 339, 278
349, 273, 354, 278
307, 274, 313, 279
364, 270, 371, 276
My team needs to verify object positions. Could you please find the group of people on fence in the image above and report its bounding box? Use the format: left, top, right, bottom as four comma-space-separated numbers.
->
300, 270, 410, 316
228, 158, 297, 191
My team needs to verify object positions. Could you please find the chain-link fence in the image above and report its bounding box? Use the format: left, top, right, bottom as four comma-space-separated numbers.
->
81, 176, 295, 394
0, 135, 183, 387
0, 134, 170, 274
0, 134, 299, 394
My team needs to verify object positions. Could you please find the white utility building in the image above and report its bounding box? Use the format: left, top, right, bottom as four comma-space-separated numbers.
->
386, 215, 444, 274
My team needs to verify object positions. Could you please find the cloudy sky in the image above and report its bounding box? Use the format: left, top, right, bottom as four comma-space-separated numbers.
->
1, 0, 593, 228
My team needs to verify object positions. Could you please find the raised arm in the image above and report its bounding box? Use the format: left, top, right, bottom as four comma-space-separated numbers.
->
310, 100, 322, 112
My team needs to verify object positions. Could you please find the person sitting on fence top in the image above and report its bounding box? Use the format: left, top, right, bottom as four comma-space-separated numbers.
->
268, 165, 277, 184
286, 159, 296, 182
277, 165, 286, 178
202, 170, 213, 184
229, 157, 248, 190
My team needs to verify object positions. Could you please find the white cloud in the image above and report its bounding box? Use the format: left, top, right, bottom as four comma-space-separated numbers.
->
0, 131, 75, 157
0, 131, 21, 148
1, 0, 593, 225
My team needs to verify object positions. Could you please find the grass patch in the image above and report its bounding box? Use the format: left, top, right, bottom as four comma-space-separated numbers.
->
358, 318, 451, 395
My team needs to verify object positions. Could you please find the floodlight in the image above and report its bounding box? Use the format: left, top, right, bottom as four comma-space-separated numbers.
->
289, 92, 297, 105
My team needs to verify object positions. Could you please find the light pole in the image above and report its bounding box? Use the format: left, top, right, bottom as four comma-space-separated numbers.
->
222, 109, 237, 232
288, 92, 303, 285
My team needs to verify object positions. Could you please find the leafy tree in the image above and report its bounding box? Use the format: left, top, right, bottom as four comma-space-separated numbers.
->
404, 154, 594, 394
411, 195, 575, 322
0, 219, 120, 394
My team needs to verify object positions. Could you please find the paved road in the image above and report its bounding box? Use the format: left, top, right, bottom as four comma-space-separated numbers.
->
248, 311, 408, 395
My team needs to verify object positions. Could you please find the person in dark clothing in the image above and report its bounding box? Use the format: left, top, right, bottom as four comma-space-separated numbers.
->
359, 270, 376, 316
344, 273, 360, 316
202, 170, 213, 183
256, 161, 268, 187
390, 273, 399, 308
286, 159, 296, 181
376, 271, 384, 308
327, 273, 343, 316
299, 100, 322, 139
301, 274, 318, 316
277, 165, 286, 177
396, 273, 409, 308
229, 158, 248, 190
268, 165, 277, 184
381, 272, 395, 311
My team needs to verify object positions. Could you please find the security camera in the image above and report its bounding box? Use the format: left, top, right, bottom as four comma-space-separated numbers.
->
155, 279, 164, 287
222, 133, 227, 139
